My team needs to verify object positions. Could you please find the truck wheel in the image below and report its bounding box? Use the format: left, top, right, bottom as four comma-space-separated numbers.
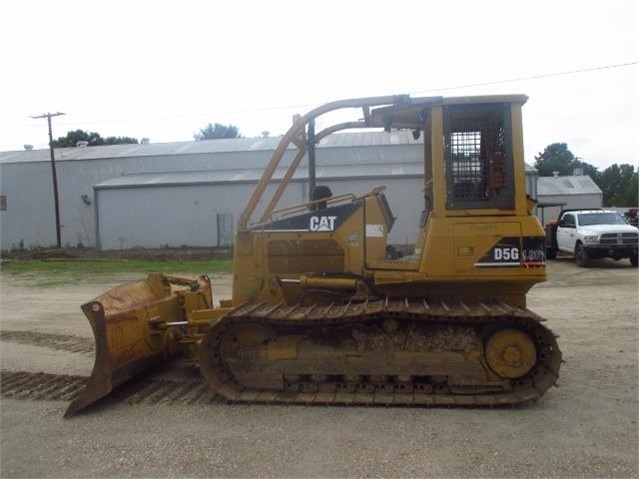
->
575, 243, 589, 267
631, 254, 638, 267
546, 247, 557, 260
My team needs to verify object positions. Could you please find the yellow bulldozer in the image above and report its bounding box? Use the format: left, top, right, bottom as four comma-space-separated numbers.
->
65, 94, 562, 416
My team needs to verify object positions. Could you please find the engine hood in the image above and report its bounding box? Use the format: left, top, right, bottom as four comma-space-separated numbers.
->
580, 224, 638, 234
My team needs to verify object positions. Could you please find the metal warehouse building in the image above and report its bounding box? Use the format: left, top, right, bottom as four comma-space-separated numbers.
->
1, 132, 433, 250
1, 132, 551, 251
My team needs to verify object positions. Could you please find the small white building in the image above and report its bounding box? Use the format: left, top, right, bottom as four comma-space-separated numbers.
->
536, 174, 603, 224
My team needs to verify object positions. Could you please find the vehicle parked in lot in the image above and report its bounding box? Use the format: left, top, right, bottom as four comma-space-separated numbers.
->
545, 209, 639, 267
624, 208, 638, 228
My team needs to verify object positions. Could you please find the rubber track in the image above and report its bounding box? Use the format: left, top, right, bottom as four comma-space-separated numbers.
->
202, 297, 563, 406
0, 370, 223, 406
0, 330, 95, 355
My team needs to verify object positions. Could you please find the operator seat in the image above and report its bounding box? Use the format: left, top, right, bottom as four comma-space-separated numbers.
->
311, 185, 332, 210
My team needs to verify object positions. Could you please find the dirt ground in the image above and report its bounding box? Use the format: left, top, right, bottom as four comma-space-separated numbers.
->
0, 258, 637, 478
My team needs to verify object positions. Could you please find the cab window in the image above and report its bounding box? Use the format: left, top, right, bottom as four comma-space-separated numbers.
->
444, 103, 515, 210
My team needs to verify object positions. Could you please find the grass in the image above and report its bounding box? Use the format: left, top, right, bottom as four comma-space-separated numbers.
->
0, 258, 233, 287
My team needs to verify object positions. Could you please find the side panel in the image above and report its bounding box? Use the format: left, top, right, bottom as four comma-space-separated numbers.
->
453, 222, 522, 271
233, 199, 369, 305
419, 216, 545, 276
232, 230, 264, 304
267, 238, 345, 274
364, 195, 394, 267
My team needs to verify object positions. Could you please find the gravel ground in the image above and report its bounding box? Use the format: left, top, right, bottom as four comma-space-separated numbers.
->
0, 259, 637, 478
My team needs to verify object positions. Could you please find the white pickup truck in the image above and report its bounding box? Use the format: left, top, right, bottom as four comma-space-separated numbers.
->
545, 209, 638, 267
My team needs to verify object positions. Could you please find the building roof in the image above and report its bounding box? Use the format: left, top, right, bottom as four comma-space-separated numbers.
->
0, 130, 422, 165
537, 175, 602, 196
94, 162, 423, 189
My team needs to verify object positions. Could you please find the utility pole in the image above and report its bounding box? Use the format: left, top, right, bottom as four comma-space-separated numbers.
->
31, 112, 65, 248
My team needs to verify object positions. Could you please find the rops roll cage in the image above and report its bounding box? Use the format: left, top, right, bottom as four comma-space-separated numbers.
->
239, 94, 441, 229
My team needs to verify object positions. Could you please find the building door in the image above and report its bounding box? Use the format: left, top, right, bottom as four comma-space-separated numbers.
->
217, 213, 233, 246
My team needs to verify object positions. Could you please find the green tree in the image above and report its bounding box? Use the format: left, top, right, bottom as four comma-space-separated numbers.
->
534, 143, 576, 176
52, 129, 138, 147
194, 123, 241, 141
102, 136, 139, 145
621, 172, 638, 206
52, 129, 99, 147
534, 141, 601, 183
599, 163, 637, 206
572, 158, 601, 184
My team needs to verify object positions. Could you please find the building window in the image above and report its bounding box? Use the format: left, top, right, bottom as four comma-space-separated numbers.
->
0, 195, 6, 211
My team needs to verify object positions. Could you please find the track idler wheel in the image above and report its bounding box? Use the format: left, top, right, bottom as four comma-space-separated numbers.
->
484, 328, 537, 379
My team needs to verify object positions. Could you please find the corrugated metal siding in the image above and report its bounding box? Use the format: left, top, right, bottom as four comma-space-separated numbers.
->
537, 175, 602, 196
0, 131, 536, 250
1, 158, 128, 248
95, 177, 423, 250
93, 162, 423, 189
0, 131, 422, 165
316, 144, 422, 166
96, 181, 308, 249
0, 139, 281, 164
0, 162, 58, 248
97, 184, 245, 250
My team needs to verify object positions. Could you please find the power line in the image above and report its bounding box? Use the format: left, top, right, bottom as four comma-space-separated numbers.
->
92, 61, 639, 122
410, 61, 639, 95
3, 61, 638, 129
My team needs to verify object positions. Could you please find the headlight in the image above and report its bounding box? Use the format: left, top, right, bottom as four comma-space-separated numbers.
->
583, 235, 599, 244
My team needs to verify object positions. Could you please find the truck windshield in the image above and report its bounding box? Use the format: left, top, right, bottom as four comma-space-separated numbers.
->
578, 213, 627, 226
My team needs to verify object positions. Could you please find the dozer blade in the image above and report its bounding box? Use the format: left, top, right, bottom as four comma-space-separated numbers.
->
64, 273, 211, 417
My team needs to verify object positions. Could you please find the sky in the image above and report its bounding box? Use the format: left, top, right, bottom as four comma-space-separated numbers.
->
0, 0, 637, 171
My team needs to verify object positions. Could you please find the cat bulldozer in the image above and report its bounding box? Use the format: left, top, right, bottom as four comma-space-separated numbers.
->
65, 94, 562, 417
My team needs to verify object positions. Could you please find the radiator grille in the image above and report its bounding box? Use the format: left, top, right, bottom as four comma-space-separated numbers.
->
600, 233, 638, 244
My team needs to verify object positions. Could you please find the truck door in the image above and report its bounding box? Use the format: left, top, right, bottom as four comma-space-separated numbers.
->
556, 213, 577, 252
